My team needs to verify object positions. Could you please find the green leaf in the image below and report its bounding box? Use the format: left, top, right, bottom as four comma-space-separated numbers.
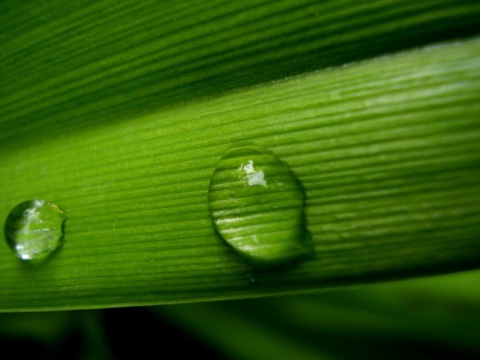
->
0, 0, 479, 311
157, 269, 480, 359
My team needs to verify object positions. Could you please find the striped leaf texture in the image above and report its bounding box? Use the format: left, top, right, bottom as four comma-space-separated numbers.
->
0, 0, 479, 310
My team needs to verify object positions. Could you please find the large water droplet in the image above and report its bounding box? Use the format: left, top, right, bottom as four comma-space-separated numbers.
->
208, 144, 311, 265
4, 200, 66, 261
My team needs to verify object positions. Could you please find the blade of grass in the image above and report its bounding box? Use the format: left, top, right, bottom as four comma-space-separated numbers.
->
1, 0, 480, 150
0, 38, 479, 310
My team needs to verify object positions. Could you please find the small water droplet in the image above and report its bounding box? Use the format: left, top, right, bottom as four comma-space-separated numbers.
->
4, 200, 66, 261
208, 144, 311, 265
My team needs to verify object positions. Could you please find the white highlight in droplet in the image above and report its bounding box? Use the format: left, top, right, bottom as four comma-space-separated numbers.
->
239, 160, 267, 187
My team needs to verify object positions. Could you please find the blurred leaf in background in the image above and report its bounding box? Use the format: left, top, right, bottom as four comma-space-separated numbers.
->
0, 270, 479, 359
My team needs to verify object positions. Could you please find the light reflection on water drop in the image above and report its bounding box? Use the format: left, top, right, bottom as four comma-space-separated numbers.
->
208, 143, 311, 265
4, 200, 66, 261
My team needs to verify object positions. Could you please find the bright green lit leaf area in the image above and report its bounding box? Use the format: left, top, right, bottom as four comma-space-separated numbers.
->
208, 144, 310, 265
0, 38, 479, 311
0, 0, 479, 313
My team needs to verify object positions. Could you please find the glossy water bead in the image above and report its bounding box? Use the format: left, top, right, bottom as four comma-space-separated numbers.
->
4, 200, 66, 261
208, 144, 310, 265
